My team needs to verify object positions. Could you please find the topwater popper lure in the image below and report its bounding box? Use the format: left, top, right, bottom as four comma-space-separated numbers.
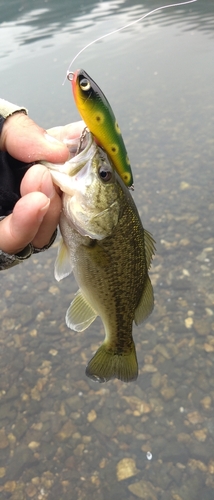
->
67, 69, 134, 189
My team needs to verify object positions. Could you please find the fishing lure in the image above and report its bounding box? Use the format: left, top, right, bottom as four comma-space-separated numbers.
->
65, 0, 197, 188
68, 69, 134, 189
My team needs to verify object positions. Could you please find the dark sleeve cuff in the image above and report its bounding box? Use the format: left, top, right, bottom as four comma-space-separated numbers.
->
0, 228, 57, 271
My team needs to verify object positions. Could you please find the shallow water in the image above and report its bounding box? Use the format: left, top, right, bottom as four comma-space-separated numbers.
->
1, 1, 214, 499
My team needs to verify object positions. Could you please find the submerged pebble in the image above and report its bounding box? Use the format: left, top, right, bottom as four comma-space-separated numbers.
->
128, 479, 158, 499
116, 458, 138, 481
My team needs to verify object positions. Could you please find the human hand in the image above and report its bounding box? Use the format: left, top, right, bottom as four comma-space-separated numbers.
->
0, 112, 84, 255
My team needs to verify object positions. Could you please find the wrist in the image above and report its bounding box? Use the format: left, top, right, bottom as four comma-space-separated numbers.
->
0, 99, 28, 152
0, 99, 28, 120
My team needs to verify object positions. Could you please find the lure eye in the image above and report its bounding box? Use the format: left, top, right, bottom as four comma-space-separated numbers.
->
80, 78, 91, 92
99, 166, 112, 182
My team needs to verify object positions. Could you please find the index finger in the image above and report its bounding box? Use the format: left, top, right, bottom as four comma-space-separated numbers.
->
47, 121, 86, 144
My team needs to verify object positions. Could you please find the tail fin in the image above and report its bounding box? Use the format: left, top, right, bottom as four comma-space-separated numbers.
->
85, 343, 138, 383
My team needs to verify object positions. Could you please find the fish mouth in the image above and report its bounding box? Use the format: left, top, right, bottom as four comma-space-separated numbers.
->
43, 129, 93, 173
42, 130, 97, 192
65, 127, 89, 157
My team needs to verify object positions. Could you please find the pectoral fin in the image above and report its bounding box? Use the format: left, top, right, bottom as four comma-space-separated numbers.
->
66, 290, 97, 332
54, 238, 72, 281
134, 276, 154, 326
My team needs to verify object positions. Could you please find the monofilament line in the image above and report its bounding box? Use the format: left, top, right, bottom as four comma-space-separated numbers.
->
64, 0, 197, 82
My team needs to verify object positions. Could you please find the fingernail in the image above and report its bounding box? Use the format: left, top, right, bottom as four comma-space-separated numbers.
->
44, 133, 63, 146
38, 199, 50, 222
42, 170, 56, 199
44, 133, 69, 162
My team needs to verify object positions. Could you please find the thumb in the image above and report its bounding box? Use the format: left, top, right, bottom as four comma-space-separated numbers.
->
0, 112, 70, 164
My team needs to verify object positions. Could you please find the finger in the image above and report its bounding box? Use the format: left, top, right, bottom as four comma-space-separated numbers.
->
0, 112, 70, 164
47, 121, 85, 142
21, 164, 62, 249
20, 163, 59, 199
0, 193, 50, 255
31, 192, 61, 249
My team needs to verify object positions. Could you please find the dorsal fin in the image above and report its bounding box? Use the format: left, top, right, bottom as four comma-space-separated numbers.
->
144, 229, 156, 270
134, 276, 154, 326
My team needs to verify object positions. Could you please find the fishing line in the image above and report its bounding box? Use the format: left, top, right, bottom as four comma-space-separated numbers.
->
63, 0, 197, 83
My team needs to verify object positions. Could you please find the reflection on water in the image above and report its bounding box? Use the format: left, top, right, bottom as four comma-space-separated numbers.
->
1, 0, 214, 498
1, 0, 214, 63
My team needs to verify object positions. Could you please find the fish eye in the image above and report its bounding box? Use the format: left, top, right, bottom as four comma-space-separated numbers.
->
99, 166, 112, 182
80, 78, 91, 92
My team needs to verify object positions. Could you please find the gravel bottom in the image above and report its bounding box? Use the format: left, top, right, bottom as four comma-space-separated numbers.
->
0, 200, 214, 500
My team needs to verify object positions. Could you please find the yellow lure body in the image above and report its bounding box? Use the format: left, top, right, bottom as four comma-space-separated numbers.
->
70, 69, 134, 188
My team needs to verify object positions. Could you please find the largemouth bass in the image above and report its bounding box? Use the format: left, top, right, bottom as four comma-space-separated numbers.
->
44, 130, 155, 383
